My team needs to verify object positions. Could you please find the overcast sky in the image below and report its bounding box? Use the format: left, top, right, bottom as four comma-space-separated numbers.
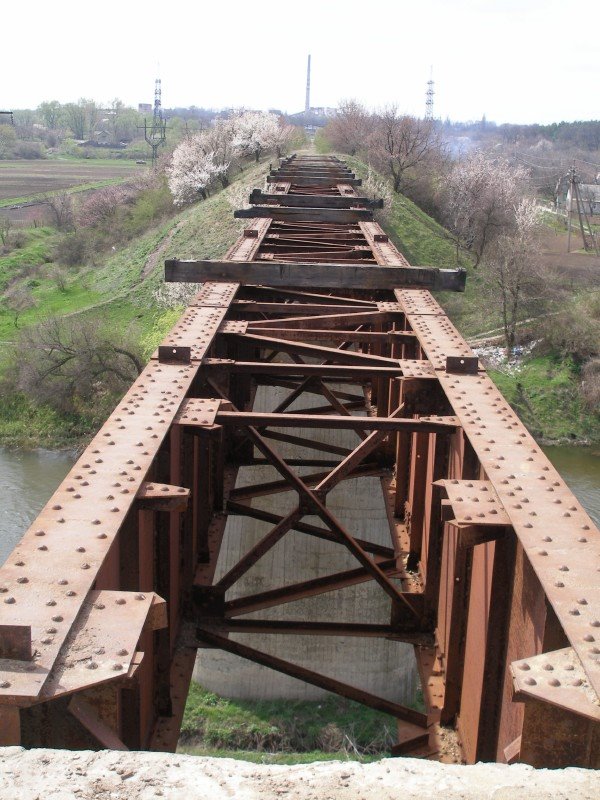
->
3, 0, 598, 124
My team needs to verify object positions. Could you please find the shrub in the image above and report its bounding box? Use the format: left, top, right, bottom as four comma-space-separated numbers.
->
581, 358, 600, 412
53, 229, 94, 266
14, 141, 45, 159
13, 317, 143, 416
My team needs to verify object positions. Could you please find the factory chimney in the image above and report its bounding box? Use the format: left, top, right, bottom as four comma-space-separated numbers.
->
305, 54, 311, 114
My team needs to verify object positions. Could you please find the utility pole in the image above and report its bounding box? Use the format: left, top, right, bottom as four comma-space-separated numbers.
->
567, 165, 575, 253
565, 165, 599, 255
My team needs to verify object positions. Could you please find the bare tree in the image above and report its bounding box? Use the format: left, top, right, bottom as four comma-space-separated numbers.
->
371, 108, 441, 194
0, 217, 12, 247
482, 198, 548, 356
15, 317, 143, 414
3, 285, 36, 328
324, 100, 370, 156
41, 192, 74, 230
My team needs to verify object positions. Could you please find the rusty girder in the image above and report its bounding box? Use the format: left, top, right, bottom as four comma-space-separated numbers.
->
0, 156, 597, 768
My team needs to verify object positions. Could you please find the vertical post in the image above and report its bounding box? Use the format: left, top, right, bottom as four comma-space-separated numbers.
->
423, 433, 451, 621
476, 528, 517, 762
0, 707, 20, 746
441, 435, 480, 725
406, 432, 430, 570
154, 510, 172, 718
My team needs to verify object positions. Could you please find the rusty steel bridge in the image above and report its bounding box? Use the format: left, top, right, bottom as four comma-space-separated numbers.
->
0, 156, 598, 768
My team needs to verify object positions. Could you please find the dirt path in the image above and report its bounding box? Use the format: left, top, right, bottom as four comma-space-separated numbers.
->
141, 218, 187, 279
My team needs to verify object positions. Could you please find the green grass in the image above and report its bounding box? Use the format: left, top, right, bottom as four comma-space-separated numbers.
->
0, 393, 95, 449
0, 227, 57, 286
489, 355, 600, 444
178, 683, 401, 761
0, 160, 271, 448
177, 747, 385, 765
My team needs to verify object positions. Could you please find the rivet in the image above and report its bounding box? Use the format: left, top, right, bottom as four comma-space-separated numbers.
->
86, 662, 98, 670
51, 615, 63, 622
116, 598, 126, 605
117, 648, 128, 656
548, 679, 560, 687
524, 678, 536, 686
58, 579, 68, 586
0, 681, 11, 689
4, 597, 15, 604
77, 547, 85, 553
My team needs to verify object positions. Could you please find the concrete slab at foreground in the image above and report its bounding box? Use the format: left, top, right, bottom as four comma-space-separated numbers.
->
0, 748, 597, 800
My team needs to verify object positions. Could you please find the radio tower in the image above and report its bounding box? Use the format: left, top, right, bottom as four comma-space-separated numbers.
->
425, 68, 434, 120
144, 76, 167, 168
305, 54, 311, 114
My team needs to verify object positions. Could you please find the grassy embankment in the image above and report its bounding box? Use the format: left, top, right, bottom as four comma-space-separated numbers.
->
344, 155, 600, 444
178, 684, 403, 764
0, 161, 266, 447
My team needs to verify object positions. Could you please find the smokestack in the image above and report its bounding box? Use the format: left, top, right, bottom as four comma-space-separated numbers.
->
305, 54, 311, 114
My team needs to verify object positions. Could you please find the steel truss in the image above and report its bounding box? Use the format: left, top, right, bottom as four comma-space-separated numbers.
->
0, 156, 598, 768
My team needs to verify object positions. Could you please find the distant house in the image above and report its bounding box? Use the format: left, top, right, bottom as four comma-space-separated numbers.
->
565, 184, 600, 215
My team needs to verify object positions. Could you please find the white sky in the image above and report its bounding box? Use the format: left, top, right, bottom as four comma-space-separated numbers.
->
3, 0, 599, 124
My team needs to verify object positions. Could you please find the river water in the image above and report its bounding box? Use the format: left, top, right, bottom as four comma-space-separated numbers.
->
0, 446, 597, 566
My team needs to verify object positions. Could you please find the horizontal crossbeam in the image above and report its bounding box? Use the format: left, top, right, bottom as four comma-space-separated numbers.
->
165, 260, 467, 292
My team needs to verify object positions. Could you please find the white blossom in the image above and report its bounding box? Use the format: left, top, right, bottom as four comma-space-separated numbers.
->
167, 136, 227, 206
231, 111, 281, 162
